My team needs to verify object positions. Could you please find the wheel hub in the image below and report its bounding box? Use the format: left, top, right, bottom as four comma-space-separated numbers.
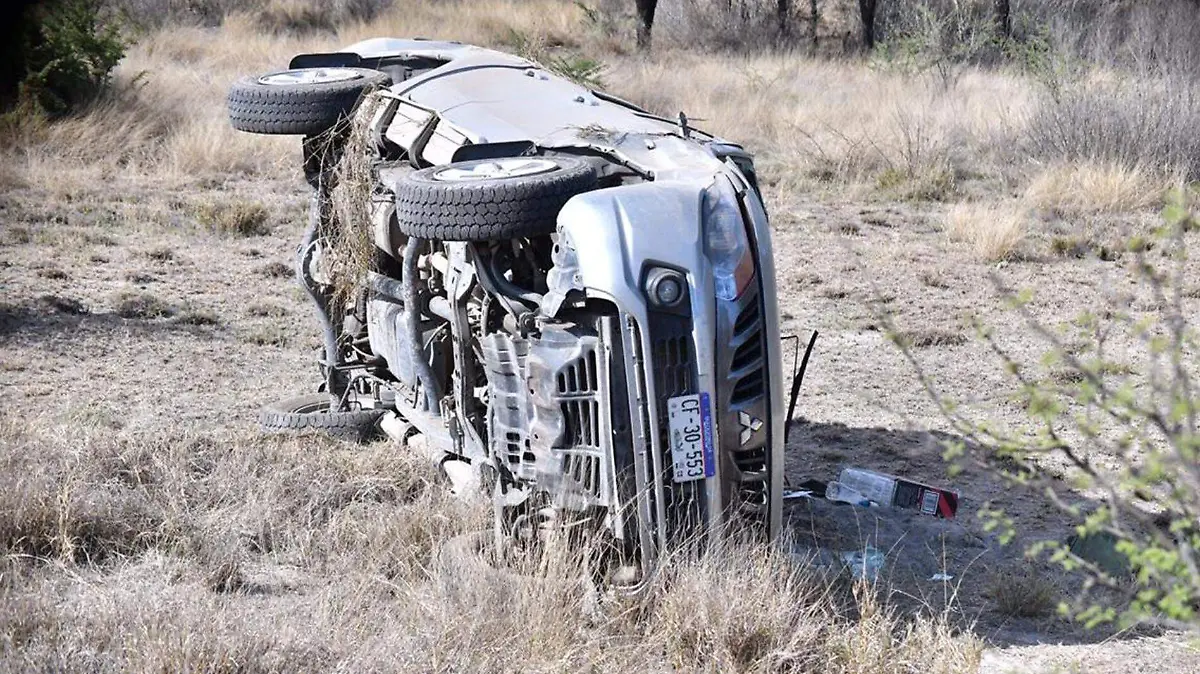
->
433, 158, 559, 182
257, 68, 363, 86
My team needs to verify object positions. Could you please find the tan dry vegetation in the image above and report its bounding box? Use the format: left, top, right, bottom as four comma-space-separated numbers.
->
608, 56, 1032, 198
0, 415, 983, 672
3, 0, 1195, 670
943, 201, 1029, 261
1024, 162, 1174, 216
6, 0, 1041, 204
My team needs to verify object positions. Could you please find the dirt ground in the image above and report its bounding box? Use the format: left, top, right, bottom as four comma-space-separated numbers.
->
2, 163, 1199, 671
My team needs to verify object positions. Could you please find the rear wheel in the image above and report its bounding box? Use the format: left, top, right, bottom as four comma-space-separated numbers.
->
258, 394, 385, 442
227, 67, 390, 136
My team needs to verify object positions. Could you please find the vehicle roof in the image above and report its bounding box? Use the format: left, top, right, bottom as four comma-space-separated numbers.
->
339, 38, 729, 180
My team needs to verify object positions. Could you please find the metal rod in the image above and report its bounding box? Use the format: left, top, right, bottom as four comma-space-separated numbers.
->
784, 330, 818, 444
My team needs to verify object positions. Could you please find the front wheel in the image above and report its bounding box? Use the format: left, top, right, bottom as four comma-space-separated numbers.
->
392, 156, 599, 241
258, 394, 385, 442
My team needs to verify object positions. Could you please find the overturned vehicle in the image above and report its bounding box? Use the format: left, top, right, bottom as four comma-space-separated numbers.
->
229, 39, 795, 587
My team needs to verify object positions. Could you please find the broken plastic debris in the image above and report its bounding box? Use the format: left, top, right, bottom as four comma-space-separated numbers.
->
782, 489, 813, 500
841, 547, 885, 581
929, 572, 953, 581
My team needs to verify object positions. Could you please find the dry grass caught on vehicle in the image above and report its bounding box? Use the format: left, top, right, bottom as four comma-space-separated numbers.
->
328, 91, 388, 306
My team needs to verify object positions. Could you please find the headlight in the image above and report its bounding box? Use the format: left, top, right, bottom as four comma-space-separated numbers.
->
702, 178, 755, 301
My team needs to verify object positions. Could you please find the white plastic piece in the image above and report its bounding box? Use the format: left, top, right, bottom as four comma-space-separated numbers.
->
837, 467, 899, 508
378, 411, 412, 443
442, 460, 479, 498
825, 481, 873, 507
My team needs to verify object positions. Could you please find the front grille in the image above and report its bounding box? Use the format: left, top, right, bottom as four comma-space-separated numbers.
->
729, 298, 766, 406
481, 326, 614, 505
647, 311, 704, 540
722, 286, 771, 529
553, 343, 606, 500
559, 349, 602, 449
561, 453, 602, 498
652, 335, 693, 398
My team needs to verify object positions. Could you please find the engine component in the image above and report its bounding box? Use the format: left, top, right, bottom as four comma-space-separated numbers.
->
481, 322, 616, 511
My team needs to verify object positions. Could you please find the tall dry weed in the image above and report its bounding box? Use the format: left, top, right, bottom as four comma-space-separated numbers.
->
1025, 162, 1172, 215
944, 201, 1027, 261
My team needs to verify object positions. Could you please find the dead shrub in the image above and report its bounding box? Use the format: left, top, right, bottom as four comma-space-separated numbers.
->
241, 325, 289, 346
37, 268, 69, 280
644, 541, 833, 671
894, 328, 968, 349
0, 421, 170, 563
195, 200, 271, 237
1025, 162, 1170, 215
943, 201, 1027, 262
113, 290, 175, 319
174, 307, 221, 326
247, 303, 287, 318
145, 246, 175, 262
986, 568, 1060, 618
258, 261, 293, 278
1026, 75, 1200, 180
38, 294, 88, 315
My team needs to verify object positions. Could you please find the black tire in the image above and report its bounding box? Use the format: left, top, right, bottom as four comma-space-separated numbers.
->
393, 156, 598, 241
258, 394, 385, 442
227, 68, 390, 136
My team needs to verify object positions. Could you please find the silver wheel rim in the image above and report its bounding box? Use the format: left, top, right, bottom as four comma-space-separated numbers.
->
433, 158, 559, 182
258, 68, 362, 86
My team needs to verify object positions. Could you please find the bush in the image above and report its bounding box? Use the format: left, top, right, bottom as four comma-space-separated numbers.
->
107, 0, 393, 31
194, 199, 271, 237
1026, 76, 1200, 181
10, 0, 125, 117
903, 188, 1200, 631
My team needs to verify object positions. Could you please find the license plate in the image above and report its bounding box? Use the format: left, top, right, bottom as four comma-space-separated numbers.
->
668, 393, 715, 483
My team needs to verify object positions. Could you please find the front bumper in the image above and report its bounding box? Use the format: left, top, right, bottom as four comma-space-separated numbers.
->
553, 169, 784, 576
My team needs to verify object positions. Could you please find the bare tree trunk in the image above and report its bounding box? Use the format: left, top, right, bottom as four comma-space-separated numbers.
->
995, 0, 1012, 39
858, 0, 877, 50
635, 0, 658, 51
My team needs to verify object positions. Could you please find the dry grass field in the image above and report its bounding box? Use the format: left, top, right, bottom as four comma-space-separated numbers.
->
3, 0, 1200, 671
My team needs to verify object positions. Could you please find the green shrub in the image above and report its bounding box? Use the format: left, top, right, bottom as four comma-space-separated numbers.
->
900, 187, 1200, 631
10, 0, 125, 117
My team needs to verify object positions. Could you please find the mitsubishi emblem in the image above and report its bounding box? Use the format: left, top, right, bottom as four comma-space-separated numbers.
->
738, 411, 763, 446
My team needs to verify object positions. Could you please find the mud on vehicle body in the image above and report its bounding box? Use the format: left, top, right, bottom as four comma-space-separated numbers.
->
230, 38, 795, 589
